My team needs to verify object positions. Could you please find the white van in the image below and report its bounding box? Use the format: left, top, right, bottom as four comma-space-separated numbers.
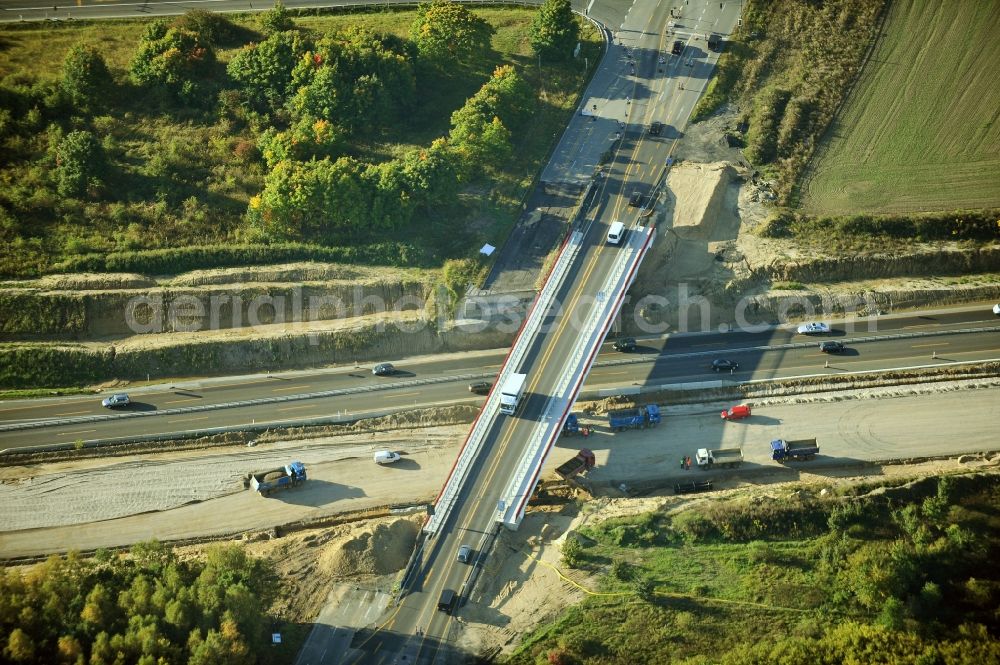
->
373, 450, 401, 465
607, 221, 625, 244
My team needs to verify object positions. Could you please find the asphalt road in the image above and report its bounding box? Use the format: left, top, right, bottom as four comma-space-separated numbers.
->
0, 0, 592, 23
3, 307, 998, 451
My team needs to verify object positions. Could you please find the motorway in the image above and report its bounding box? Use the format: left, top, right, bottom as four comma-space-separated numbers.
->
0, 0, 589, 22
2, 308, 999, 451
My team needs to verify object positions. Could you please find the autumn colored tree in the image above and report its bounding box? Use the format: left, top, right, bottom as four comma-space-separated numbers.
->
409, 1, 493, 65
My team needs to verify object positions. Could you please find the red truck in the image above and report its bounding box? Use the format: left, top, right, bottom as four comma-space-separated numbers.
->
555, 449, 596, 480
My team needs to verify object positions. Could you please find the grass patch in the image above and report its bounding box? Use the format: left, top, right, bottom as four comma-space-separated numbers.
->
757, 208, 1000, 254
771, 280, 806, 290
506, 473, 1000, 664
801, 0, 1000, 214
694, 0, 886, 203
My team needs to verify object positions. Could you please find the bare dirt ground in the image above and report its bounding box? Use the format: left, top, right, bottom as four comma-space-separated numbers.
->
4, 381, 999, 657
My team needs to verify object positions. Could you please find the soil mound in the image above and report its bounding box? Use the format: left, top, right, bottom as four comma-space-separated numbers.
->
318, 516, 420, 577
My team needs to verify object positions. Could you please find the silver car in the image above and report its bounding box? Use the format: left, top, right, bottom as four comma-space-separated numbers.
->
101, 393, 130, 408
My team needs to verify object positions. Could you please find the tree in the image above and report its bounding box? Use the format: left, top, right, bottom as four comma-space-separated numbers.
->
61, 44, 112, 112
247, 157, 371, 242
227, 30, 308, 111
530, 0, 580, 62
260, 0, 295, 35
409, 1, 493, 65
129, 27, 215, 103
54, 130, 106, 198
4, 628, 35, 662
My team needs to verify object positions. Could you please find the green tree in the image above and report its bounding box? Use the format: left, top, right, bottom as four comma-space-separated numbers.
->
4, 628, 34, 662
286, 30, 415, 131
530, 0, 580, 62
409, 1, 493, 65
173, 9, 241, 47
129, 27, 215, 103
247, 157, 371, 242
260, 0, 295, 35
227, 30, 308, 111
54, 130, 106, 198
61, 44, 112, 112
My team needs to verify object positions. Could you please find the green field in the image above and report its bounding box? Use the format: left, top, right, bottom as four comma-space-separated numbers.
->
800, 0, 1000, 214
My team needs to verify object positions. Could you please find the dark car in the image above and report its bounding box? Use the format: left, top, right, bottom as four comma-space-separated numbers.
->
468, 381, 492, 395
628, 191, 643, 207
707, 33, 722, 51
712, 359, 739, 372
372, 362, 395, 376
649, 121, 664, 136
820, 341, 845, 353
613, 337, 637, 352
672, 40, 684, 55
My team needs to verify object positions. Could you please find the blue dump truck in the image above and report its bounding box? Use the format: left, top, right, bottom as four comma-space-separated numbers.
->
249, 461, 307, 496
563, 414, 580, 435
607, 404, 661, 432
771, 438, 819, 462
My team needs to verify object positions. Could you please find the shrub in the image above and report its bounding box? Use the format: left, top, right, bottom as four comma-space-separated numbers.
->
259, 1, 295, 35
561, 535, 584, 568
54, 130, 106, 198
60, 44, 112, 112
409, 1, 494, 65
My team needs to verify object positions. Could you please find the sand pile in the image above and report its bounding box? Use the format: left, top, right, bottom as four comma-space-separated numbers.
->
667, 162, 734, 238
318, 516, 421, 577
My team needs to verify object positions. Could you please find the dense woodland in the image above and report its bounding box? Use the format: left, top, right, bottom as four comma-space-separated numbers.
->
0, 1, 584, 277
0, 543, 280, 664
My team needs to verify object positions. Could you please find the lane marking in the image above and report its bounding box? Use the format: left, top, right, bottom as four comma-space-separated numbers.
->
272, 384, 311, 392
911, 342, 950, 348
167, 415, 210, 423
277, 404, 320, 413
55, 410, 90, 416
58, 429, 96, 436
164, 398, 201, 405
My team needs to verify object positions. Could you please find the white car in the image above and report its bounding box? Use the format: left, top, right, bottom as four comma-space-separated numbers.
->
374, 451, 401, 465
796, 322, 830, 335
993, 303, 1000, 316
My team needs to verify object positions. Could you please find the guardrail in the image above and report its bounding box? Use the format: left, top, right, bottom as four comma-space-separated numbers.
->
498, 225, 657, 529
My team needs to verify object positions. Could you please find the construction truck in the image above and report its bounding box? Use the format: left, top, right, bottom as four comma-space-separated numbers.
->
555, 449, 596, 480
607, 405, 661, 431
771, 438, 819, 462
249, 461, 307, 496
695, 447, 744, 470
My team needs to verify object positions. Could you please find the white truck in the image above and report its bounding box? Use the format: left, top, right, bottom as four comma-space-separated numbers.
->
695, 447, 744, 470
498, 373, 527, 415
